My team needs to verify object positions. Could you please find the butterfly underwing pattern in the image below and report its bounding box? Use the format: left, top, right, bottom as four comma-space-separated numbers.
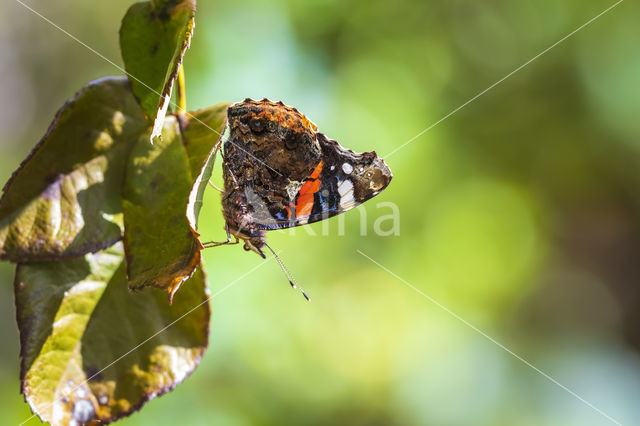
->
213, 98, 392, 258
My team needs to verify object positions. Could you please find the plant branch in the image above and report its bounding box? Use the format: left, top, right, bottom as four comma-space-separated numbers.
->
176, 64, 187, 115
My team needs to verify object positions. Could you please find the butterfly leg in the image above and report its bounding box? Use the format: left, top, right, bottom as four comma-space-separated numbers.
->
224, 163, 240, 191
221, 163, 241, 202
207, 180, 224, 193
201, 224, 239, 248
205, 137, 226, 193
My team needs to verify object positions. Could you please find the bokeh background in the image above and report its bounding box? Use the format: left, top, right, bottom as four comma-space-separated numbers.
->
1, 0, 640, 424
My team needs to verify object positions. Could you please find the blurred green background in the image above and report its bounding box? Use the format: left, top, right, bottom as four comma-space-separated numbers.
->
2, 0, 640, 424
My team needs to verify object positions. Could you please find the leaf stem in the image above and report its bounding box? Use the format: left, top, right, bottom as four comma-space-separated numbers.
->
176, 64, 187, 114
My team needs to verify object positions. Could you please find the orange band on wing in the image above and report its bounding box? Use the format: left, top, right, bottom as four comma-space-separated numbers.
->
308, 161, 324, 180
293, 161, 324, 219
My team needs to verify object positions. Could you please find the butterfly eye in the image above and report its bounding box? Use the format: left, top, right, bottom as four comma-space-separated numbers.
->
249, 118, 265, 133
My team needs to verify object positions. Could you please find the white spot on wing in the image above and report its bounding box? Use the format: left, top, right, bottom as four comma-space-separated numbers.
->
286, 180, 304, 201
338, 179, 355, 209
338, 179, 352, 197
342, 163, 353, 174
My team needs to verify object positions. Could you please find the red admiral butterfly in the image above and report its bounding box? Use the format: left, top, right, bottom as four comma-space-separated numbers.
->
205, 99, 392, 298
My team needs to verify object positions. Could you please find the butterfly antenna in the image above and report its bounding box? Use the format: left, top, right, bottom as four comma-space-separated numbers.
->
264, 243, 310, 301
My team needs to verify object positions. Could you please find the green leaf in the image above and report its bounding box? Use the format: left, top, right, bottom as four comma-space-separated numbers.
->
181, 103, 230, 235
120, 0, 196, 140
0, 77, 147, 262
15, 242, 210, 425
121, 116, 200, 298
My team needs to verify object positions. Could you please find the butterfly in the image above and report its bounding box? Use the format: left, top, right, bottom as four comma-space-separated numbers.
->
205, 99, 392, 298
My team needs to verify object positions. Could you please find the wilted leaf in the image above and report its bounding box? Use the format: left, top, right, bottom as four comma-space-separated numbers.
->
0, 77, 147, 262
120, 0, 196, 140
181, 103, 230, 235
15, 242, 210, 425
122, 116, 200, 297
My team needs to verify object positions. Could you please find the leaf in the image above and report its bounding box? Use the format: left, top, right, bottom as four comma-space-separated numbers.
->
121, 103, 228, 297
0, 77, 147, 262
121, 116, 200, 298
181, 104, 230, 179
15, 242, 210, 425
120, 0, 196, 140
181, 103, 230, 235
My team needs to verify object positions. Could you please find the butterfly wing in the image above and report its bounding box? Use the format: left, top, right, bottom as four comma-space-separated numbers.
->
252, 134, 392, 230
